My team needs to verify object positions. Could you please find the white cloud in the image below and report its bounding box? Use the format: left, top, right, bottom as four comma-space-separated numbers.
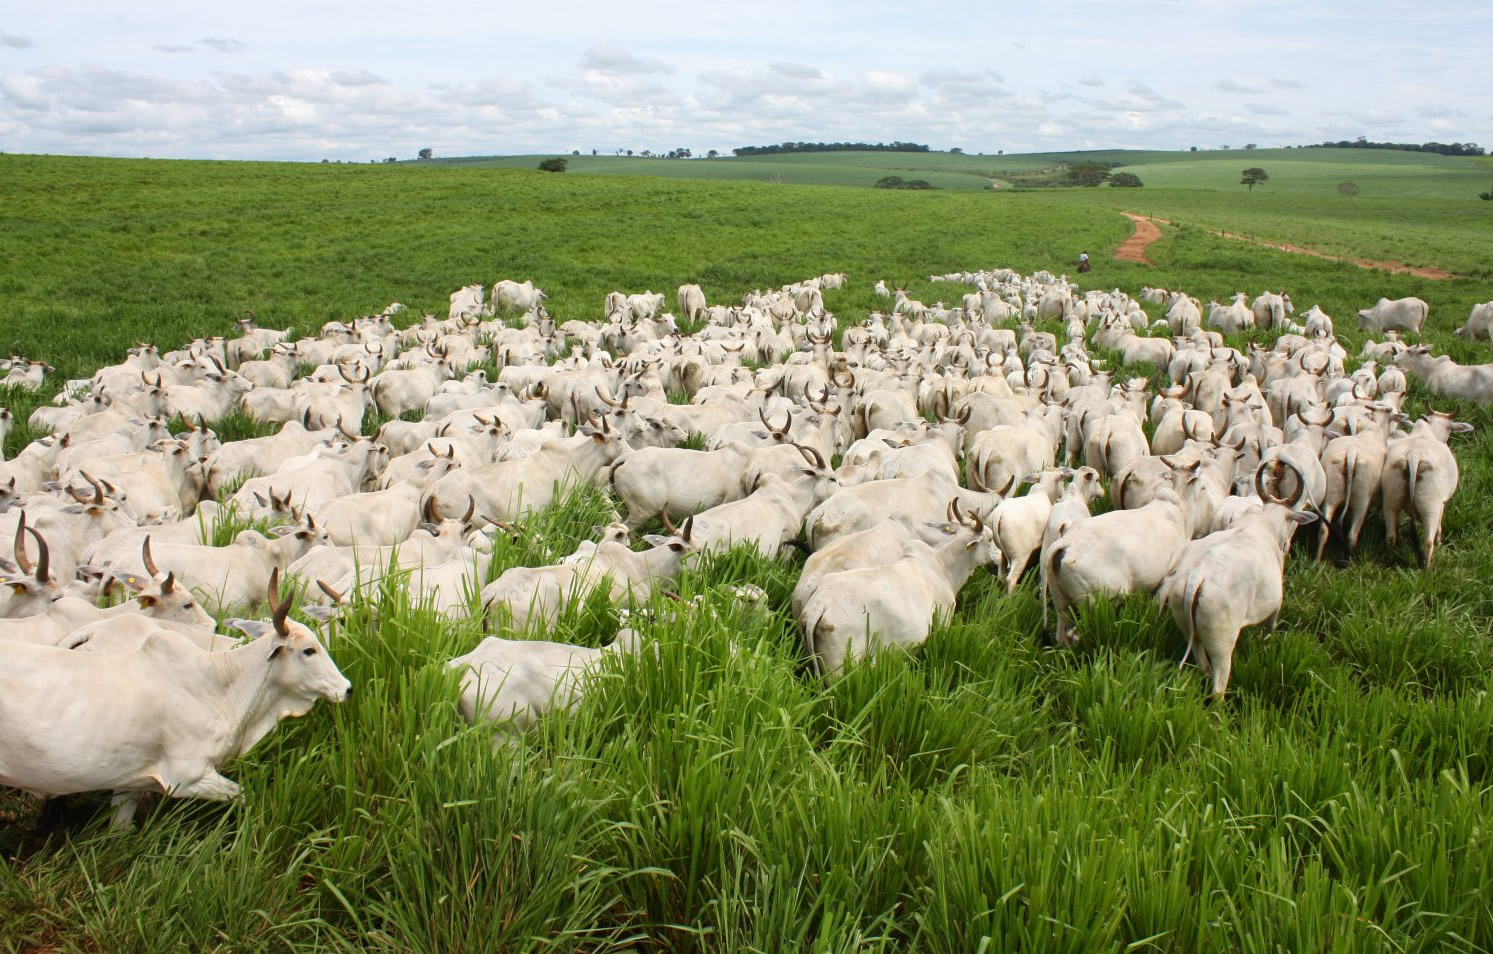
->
330, 70, 385, 87
0, 1, 1486, 159
770, 62, 822, 80
579, 45, 673, 75
199, 37, 246, 54
1215, 78, 1263, 94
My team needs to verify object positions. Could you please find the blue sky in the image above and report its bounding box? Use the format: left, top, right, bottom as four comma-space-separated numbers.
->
1, 1, 1487, 161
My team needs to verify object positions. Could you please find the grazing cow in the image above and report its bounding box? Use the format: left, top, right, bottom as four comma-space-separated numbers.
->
1381, 412, 1473, 567
1158, 504, 1316, 696
677, 284, 707, 323
1395, 346, 1493, 403
799, 511, 1000, 677
1357, 297, 1429, 335
493, 280, 546, 313
449, 630, 642, 737
1043, 489, 1194, 645
1452, 301, 1493, 342
1251, 292, 1293, 330
0, 571, 350, 829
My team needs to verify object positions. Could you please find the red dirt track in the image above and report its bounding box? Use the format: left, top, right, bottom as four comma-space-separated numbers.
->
1113, 211, 1453, 279
1114, 213, 1160, 265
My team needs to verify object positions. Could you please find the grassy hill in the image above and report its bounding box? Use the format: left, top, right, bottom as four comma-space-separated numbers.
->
416, 147, 1493, 274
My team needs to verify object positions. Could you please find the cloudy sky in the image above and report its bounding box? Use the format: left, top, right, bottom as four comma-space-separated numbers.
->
1, 1, 1487, 161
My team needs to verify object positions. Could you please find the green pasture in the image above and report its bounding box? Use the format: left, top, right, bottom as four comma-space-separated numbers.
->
430, 152, 999, 190
2, 154, 1493, 952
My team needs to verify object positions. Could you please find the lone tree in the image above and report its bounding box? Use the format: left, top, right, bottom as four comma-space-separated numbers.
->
537, 157, 567, 173
1241, 167, 1269, 190
1109, 172, 1144, 188
418, 148, 433, 160
1066, 162, 1112, 187
1338, 180, 1360, 196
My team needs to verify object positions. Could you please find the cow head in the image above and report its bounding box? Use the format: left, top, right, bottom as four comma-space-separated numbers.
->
0, 518, 63, 617
121, 541, 217, 629
227, 568, 352, 708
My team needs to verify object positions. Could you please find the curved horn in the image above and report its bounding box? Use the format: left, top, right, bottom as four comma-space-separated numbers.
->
660, 507, 678, 536
266, 567, 291, 637
317, 579, 345, 604
949, 498, 964, 525
968, 467, 989, 493
1254, 463, 1288, 505
12, 512, 31, 575
682, 515, 694, 543
462, 496, 476, 524
795, 443, 826, 469
160, 571, 176, 594
1300, 404, 1333, 427
1278, 458, 1307, 509
142, 536, 161, 579
25, 527, 49, 584
595, 385, 620, 408
84, 472, 106, 506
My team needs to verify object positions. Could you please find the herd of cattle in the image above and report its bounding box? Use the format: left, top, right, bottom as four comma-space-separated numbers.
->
0, 269, 1488, 829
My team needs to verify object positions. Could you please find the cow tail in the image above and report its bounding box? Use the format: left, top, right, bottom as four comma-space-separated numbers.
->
806, 607, 829, 678
1345, 446, 1362, 532
1406, 451, 1422, 520
1178, 575, 1204, 670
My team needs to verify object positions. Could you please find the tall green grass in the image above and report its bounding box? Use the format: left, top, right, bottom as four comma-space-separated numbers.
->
2, 154, 1492, 952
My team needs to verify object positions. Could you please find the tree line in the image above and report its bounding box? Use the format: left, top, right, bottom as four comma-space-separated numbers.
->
1307, 138, 1484, 157
732, 141, 930, 156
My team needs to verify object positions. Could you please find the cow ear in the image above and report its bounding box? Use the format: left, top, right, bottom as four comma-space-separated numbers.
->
137, 594, 157, 608
225, 618, 273, 639
268, 644, 285, 660
1452, 422, 1475, 432
111, 570, 149, 592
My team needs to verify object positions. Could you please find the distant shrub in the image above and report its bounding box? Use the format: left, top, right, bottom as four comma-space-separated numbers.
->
537, 158, 567, 173
1338, 180, 1360, 196
1481, 188, 1493, 201
1110, 172, 1144, 188
874, 176, 935, 190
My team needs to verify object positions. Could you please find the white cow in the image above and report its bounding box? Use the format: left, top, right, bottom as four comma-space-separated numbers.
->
1357, 297, 1428, 334
0, 572, 350, 829
1158, 504, 1316, 696
1452, 301, 1493, 342
1381, 412, 1473, 567
799, 514, 1000, 677
449, 630, 642, 737
677, 284, 707, 323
